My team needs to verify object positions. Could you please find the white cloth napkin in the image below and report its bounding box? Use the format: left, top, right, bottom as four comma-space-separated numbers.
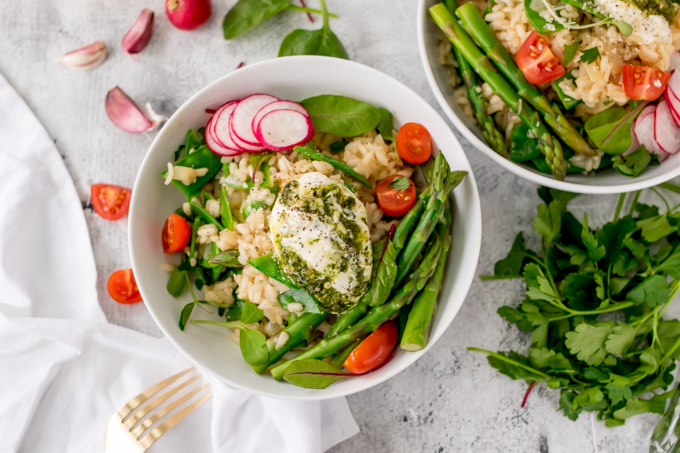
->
0, 73, 359, 453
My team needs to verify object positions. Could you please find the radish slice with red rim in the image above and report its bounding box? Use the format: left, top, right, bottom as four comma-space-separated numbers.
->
255, 109, 315, 151
665, 89, 680, 127
229, 118, 267, 152
655, 99, 680, 154
622, 122, 639, 157
206, 117, 241, 156
252, 100, 309, 133
670, 52, 680, 73
634, 106, 667, 159
212, 101, 241, 151
230, 94, 279, 145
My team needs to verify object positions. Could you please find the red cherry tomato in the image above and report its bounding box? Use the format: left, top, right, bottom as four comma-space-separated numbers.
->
91, 184, 132, 221
516, 31, 565, 85
622, 64, 671, 101
343, 321, 398, 374
162, 213, 191, 254
396, 123, 432, 164
107, 269, 142, 304
375, 174, 417, 217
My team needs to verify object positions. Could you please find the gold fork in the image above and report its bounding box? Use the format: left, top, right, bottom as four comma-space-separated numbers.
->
104, 367, 212, 453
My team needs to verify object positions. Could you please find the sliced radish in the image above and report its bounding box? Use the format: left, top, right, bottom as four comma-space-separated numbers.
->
230, 93, 279, 146
252, 100, 309, 134
668, 70, 680, 97
622, 122, 639, 157
670, 52, 680, 73
665, 88, 680, 126
655, 99, 680, 154
229, 118, 267, 152
206, 117, 241, 156
635, 106, 669, 161
255, 109, 315, 151
211, 101, 242, 151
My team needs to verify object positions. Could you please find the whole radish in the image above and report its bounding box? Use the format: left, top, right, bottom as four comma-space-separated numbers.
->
165, 0, 211, 30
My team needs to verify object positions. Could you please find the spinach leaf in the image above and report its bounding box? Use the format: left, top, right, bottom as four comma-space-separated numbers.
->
299, 95, 381, 137
329, 140, 347, 154
584, 102, 647, 155
208, 250, 242, 267
279, 0, 348, 59
612, 145, 655, 178
166, 268, 188, 297
377, 107, 394, 141
551, 72, 581, 111
563, 41, 580, 66
161, 145, 222, 199
223, 0, 323, 40
278, 289, 324, 314
294, 145, 373, 188
178, 302, 195, 331
241, 301, 265, 324
524, 0, 565, 34
509, 124, 542, 162
282, 359, 351, 389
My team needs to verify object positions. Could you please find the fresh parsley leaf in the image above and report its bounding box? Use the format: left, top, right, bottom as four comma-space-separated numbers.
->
606, 376, 632, 405
627, 275, 670, 306
612, 145, 652, 178
387, 176, 411, 191
485, 350, 544, 380
559, 390, 582, 421
613, 391, 672, 422
529, 347, 572, 370
563, 41, 580, 66
524, 264, 560, 304
637, 215, 676, 243
565, 322, 615, 366
487, 232, 534, 279
581, 213, 606, 262
580, 47, 600, 64
605, 323, 637, 356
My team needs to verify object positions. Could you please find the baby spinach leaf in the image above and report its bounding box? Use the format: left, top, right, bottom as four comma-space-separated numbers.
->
278, 0, 347, 59
208, 250, 242, 267
584, 102, 647, 155
563, 41, 580, 66
166, 268, 188, 298
299, 95, 381, 138
178, 302, 195, 331
282, 359, 351, 389
551, 72, 581, 111
161, 145, 222, 199
524, 0, 565, 34
377, 107, 394, 141
294, 145, 373, 188
612, 145, 654, 178
278, 289, 324, 314
509, 124, 541, 162
241, 301, 265, 324
580, 47, 600, 64
387, 176, 410, 190
223, 0, 296, 39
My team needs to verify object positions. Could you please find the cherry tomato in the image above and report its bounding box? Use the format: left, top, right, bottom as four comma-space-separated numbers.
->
375, 174, 417, 217
107, 269, 142, 304
396, 123, 432, 164
344, 321, 398, 374
622, 64, 671, 101
162, 213, 191, 254
91, 184, 132, 221
516, 31, 565, 85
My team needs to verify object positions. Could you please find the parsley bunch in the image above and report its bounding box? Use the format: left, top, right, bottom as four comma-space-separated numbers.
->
474, 186, 680, 426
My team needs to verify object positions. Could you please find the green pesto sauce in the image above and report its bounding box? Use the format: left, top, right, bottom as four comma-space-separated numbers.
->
274, 178, 371, 314
625, 0, 675, 22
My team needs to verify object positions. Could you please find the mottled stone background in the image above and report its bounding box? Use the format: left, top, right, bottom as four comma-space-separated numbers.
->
1, 0, 675, 451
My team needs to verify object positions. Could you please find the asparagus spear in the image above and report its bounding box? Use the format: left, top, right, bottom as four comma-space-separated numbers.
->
455, 3, 596, 157
330, 337, 363, 368
400, 203, 452, 351
444, 0, 507, 157
428, 3, 566, 180
270, 232, 443, 380
251, 312, 327, 374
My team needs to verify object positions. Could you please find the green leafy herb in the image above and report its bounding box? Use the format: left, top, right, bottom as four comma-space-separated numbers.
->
584, 102, 647, 155
523, 0, 565, 34
294, 145, 373, 188
299, 95, 382, 138
161, 145, 222, 199
278, 289, 324, 314
166, 268, 188, 298
612, 145, 657, 178
241, 301, 265, 324
612, 21, 633, 37
282, 359, 351, 389
387, 176, 410, 191
178, 302, 195, 331
508, 124, 542, 162
580, 47, 600, 64
472, 187, 680, 426
278, 0, 348, 59
192, 320, 270, 366
376, 107, 394, 142
563, 41, 580, 66
208, 250, 242, 267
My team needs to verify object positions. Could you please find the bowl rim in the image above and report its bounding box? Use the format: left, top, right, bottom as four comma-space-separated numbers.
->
416, 0, 680, 194
128, 55, 482, 400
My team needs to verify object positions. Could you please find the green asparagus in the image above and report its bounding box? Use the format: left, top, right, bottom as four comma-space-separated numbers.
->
444, 0, 507, 157
271, 231, 444, 380
455, 3, 595, 157
331, 337, 363, 368
428, 3, 566, 180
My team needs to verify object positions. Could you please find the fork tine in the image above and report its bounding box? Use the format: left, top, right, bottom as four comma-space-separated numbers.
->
138, 392, 212, 449
117, 367, 194, 420
132, 383, 209, 438
123, 374, 200, 430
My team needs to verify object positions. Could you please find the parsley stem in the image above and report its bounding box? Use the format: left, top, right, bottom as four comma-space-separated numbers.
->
467, 347, 550, 378
628, 190, 641, 216
659, 182, 680, 194
548, 301, 635, 320
661, 334, 680, 363
651, 187, 670, 212
613, 193, 626, 222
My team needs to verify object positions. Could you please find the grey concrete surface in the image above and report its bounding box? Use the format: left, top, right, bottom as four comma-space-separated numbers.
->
0, 0, 672, 451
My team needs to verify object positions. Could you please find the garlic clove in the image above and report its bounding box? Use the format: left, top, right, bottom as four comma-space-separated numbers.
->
105, 86, 166, 133
56, 41, 108, 71
121, 9, 154, 54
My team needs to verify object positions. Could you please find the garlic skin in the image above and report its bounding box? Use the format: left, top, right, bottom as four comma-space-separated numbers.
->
105, 86, 165, 133
122, 9, 154, 54
56, 41, 107, 71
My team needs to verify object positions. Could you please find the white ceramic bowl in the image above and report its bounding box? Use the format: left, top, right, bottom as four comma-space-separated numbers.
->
417, 0, 680, 194
129, 56, 482, 400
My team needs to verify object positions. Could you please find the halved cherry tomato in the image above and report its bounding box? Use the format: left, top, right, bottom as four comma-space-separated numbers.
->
107, 269, 142, 304
396, 123, 432, 164
343, 321, 398, 374
162, 213, 191, 254
622, 64, 671, 101
91, 184, 132, 220
516, 31, 565, 85
375, 174, 417, 217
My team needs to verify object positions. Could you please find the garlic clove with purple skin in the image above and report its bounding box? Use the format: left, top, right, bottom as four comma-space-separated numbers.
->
105, 86, 166, 133
122, 9, 154, 55
56, 41, 108, 71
